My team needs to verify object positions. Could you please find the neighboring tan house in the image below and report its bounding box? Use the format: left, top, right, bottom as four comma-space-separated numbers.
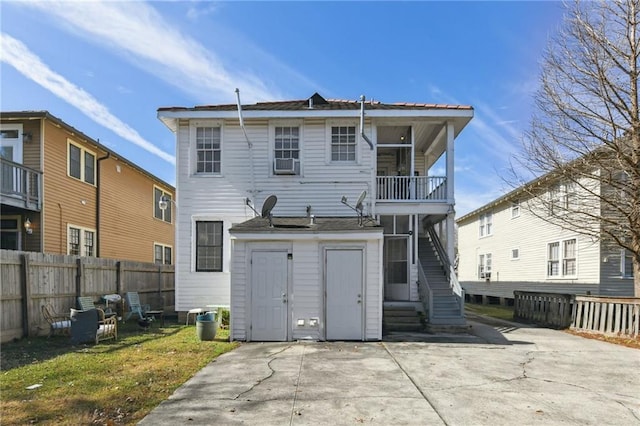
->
456, 175, 634, 302
0, 111, 175, 264
158, 93, 473, 341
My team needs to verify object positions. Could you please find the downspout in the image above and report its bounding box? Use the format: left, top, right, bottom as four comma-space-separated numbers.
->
360, 95, 375, 217
235, 88, 257, 212
96, 152, 110, 257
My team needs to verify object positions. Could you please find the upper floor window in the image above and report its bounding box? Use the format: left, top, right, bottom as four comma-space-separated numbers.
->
195, 126, 221, 174
547, 238, 577, 277
154, 187, 172, 223
154, 243, 172, 265
549, 182, 575, 215
273, 126, 300, 175
331, 126, 356, 162
68, 225, 95, 257
479, 212, 493, 237
478, 253, 492, 279
620, 249, 633, 278
196, 221, 223, 272
511, 200, 520, 218
511, 248, 520, 260
68, 140, 95, 184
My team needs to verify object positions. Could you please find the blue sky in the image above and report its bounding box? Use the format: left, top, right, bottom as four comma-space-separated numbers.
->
1, 1, 565, 216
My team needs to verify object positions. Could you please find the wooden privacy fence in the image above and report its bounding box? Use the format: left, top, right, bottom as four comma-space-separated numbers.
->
0, 250, 174, 342
513, 291, 574, 329
571, 296, 640, 338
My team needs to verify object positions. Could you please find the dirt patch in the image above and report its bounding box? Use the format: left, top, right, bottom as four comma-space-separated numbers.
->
565, 330, 640, 349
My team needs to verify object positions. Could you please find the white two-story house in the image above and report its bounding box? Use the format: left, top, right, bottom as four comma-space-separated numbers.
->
158, 93, 473, 341
457, 175, 635, 302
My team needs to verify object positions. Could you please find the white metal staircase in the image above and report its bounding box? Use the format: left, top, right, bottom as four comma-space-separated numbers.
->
418, 227, 466, 327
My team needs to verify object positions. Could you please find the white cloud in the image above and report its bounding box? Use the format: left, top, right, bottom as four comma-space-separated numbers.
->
186, 1, 220, 21
0, 33, 175, 165
21, 1, 282, 104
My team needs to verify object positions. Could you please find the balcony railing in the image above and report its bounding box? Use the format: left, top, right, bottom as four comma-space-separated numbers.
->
0, 158, 42, 211
376, 176, 447, 201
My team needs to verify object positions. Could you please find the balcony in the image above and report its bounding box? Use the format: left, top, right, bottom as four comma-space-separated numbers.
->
376, 176, 447, 202
1, 158, 42, 211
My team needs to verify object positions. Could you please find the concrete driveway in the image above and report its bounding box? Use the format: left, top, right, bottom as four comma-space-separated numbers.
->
140, 319, 640, 425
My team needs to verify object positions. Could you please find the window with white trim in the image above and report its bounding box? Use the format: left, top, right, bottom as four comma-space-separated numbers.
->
511, 200, 520, 218
68, 225, 95, 257
195, 126, 221, 174
479, 212, 493, 237
196, 221, 223, 272
547, 238, 577, 277
478, 253, 492, 279
549, 182, 575, 215
620, 249, 633, 278
154, 187, 172, 223
331, 126, 356, 162
154, 243, 172, 265
68, 140, 95, 184
273, 126, 300, 175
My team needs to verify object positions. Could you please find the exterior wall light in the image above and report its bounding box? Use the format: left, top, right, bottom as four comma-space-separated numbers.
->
24, 218, 33, 234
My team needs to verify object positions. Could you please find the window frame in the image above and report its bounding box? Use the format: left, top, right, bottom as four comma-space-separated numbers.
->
511, 247, 520, 260
67, 224, 96, 257
195, 220, 223, 272
190, 121, 223, 176
478, 253, 492, 279
0, 123, 24, 164
154, 243, 173, 265
511, 200, 520, 219
620, 249, 634, 279
326, 121, 359, 164
270, 120, 302, 176
546, 238, 578, 278
67, 139, 96, 185
479, 211, 493, 237
153, 186, 172, 223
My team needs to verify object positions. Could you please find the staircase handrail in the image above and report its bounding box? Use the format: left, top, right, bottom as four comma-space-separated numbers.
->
426, 224, 464, 308
417, 261, 434, 323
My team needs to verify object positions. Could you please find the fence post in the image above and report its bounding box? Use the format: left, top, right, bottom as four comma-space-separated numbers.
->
20, 254, 32, 337
76, 258, 84, 300
116, 261, 123, 295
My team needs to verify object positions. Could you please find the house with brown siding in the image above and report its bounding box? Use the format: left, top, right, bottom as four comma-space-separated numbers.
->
1, 111, 174, 264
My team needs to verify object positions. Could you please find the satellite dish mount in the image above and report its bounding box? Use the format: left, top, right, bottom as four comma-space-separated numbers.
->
262, 195, 278, 227
341, 190, 367, 226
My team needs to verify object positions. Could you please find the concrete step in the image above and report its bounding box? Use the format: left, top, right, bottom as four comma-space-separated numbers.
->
383, 322, 424, 332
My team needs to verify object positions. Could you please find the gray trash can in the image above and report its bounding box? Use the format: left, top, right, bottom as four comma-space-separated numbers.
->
196, 312, 217, 341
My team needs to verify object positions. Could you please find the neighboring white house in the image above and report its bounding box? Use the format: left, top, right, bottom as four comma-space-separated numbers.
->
158, 93, 473, 341
457, 177, 635, 301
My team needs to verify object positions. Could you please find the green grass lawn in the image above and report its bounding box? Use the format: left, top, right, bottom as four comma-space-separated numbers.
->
465, 302, 515, 321
0, 319, 238, 425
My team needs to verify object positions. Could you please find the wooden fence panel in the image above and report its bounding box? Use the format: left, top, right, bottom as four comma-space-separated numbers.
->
571, 296, 640, 338
513, 291, 574, 329
0, 249, 174, 342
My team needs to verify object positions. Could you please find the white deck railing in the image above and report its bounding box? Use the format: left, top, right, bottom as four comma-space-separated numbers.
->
571, 296, 640, 338
376, 176, 447, 201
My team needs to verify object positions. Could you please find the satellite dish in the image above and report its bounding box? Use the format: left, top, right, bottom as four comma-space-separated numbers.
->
355, 190, 367, 211
262, 195, 278, 218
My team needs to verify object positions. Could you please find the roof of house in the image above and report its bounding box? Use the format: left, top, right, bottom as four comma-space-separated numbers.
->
229, 216, 382, 234
0, 110, 175, 191
158, 92, 473, 113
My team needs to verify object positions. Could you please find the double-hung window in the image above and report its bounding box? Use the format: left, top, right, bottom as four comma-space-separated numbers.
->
478, 253, 492, 279
547, 238, 577, 277
68, 225, 95, 257
511, 200, 520, 218
479, 212, 492, 237
154, 243, 172, 265
620, 249, 633, 278
68, 140, 96, 184
273, 126, 300, 174
195, 126, 221, 174
196, 221, 223, 272
331, 126, 356, 162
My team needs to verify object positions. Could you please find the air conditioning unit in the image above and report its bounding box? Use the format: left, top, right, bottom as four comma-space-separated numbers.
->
274, 158, 298, 175
480, 272, 491, 280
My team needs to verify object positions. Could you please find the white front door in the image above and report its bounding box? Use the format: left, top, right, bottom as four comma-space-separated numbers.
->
326, 249, 363, 341
251, 251, 288, 341
384, 236, 409, 300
